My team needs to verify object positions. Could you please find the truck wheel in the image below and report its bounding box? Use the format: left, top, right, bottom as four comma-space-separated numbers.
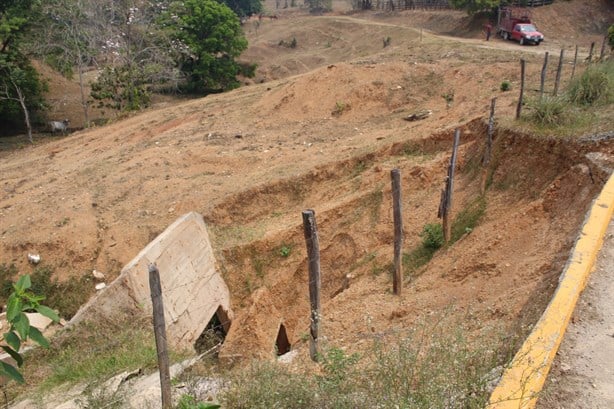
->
520, 37, 525, 45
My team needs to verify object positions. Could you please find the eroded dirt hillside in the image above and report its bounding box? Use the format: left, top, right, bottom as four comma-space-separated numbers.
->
0, 0, 613, 366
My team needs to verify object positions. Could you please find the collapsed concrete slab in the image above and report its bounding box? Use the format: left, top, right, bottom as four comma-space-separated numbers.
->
70, 212, 232, 351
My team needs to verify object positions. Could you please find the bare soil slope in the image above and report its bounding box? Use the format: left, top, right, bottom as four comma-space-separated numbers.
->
1, 0, 613, 380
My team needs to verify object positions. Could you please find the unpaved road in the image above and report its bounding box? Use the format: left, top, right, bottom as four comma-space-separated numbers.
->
538, 218, 614, 408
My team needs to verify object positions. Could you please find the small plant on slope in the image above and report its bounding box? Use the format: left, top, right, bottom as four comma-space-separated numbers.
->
1, 274, 60, 383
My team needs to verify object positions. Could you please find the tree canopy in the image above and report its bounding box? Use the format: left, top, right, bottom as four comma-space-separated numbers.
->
166, 0, 248, 93
448, 0, 500, 14
218, 0, 262, 17
0, 0, 46, 136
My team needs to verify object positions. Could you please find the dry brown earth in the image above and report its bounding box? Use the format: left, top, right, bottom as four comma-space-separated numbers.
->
0, 0, 613, 398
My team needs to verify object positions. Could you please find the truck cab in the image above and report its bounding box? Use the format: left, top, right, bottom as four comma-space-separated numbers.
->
511, 23, 544, 45
497, 7, 544, 45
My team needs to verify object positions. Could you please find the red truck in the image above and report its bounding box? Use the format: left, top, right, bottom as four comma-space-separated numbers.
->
497, 7, 544, 45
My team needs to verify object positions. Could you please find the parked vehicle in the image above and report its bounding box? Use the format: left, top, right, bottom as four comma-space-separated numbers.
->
497, 7, 544, 45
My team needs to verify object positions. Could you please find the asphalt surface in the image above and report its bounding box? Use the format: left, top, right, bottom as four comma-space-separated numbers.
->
538, 218, 614, 408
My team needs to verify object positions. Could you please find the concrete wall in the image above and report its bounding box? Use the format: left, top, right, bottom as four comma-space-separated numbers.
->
71, 212, 232, 351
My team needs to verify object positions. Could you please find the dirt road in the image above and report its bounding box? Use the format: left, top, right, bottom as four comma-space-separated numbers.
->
538, 219, 614, 408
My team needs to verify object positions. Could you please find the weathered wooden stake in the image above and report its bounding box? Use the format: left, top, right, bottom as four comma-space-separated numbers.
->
570, 45, 579, 81
391, 169, 403, 294
148, 263, 172, 409
588, 41, 595, 64
516, 59, 525, 120
599, 35, 607, 61
481, 97, 496, 194
539, 51, 549, 100
553, 49, 564, 96
441, 129, 460, 243
302, 209, 321, 362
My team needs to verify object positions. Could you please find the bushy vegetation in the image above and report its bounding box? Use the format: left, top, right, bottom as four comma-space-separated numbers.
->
525, 61, 613, 128
567, 61, 614, 106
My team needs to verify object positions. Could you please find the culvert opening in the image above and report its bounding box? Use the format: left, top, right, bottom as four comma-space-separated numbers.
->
276, 323, 291, 356
194, 306, 231, 354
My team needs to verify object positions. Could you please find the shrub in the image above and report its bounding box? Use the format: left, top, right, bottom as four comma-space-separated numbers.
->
420, 223, 444, 250
500, 80, 511, 91
567, 61, 613, 106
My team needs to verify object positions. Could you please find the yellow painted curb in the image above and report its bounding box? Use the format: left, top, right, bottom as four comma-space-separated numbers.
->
488, 172, 614, 409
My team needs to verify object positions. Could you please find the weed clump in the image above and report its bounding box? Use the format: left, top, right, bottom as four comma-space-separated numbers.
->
527, 96, 569, 127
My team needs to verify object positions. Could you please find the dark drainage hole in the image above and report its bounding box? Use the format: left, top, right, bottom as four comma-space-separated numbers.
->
276, 323, 291, 356
195, 308, 230, 354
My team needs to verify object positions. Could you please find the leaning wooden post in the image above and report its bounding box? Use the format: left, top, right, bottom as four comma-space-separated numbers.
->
441, 129, 460, 243
302, 210, 321, 362
599, 35, 607, 61
391, 169, 403, 294
482, 97, 496, 194
570, 45, 579, 81
539, 51, 549, 100
516, 59, 525, 120
148, 263, 172, 409
553, 49, 564, 96
588, 41, 595, 64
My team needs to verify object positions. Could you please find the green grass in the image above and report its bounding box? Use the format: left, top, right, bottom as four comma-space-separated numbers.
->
402, 223, 443, 279
451, 196, 486, 243
18, 315, 190, 399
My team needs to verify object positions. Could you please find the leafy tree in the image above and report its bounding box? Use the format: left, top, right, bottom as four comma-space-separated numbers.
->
448, 0, 500, 15
86, 0, 183, 112
0, 0, 46, 138
165, 0, 248, 93
90, 65, 150, 111
305, 0, 332, 13
218, 0, 262, 17
0, 275, 60, 383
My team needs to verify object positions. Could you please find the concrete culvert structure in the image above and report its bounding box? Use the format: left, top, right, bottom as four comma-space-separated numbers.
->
69, 212, 233, 352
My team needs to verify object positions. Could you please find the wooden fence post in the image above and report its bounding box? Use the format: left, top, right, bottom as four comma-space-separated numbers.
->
148, 263, 172, 409
570, 45, 579, 81
553, 49, 564, 96
440, 129, 460, 243
539, 52, 549, 100
588, 41, 595, 64
599, 35, 607, 61
391, 169, 403, 294
482, 97, 496, 193
302, 209, 321, 362
516, 59, 525, 120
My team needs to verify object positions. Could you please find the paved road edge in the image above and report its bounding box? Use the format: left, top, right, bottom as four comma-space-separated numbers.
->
487, 172, 614, 409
